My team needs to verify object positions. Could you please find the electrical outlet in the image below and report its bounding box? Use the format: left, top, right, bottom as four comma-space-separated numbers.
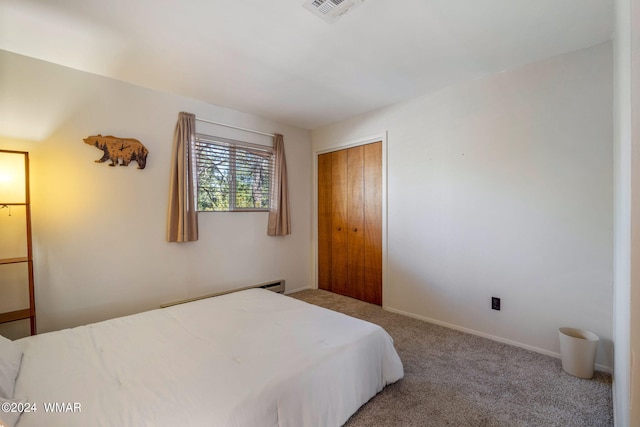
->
492, 297, 501, 311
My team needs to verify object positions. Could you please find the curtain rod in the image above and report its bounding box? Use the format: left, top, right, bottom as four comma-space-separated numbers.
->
195, 117, 275, 138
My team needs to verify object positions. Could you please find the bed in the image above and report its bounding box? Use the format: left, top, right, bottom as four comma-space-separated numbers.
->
1, 289, 403, 427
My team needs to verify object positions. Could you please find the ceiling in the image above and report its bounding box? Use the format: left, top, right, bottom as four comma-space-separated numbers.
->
0, 0, 613, 130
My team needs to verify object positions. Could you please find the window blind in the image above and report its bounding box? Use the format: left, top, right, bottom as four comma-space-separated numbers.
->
194, 134, 273, 212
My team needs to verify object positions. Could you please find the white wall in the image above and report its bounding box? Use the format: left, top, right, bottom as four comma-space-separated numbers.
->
613, 0, 640, 424
0, 50, 312, 335
312, 43, 614, 368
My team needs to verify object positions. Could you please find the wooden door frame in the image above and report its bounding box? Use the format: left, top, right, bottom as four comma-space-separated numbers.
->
312, 132, 388, 308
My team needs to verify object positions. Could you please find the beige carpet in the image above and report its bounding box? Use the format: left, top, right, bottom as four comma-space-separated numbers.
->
290, 289, 613, 427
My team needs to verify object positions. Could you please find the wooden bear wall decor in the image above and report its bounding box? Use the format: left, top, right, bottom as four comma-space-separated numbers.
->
83, 135, 149, 169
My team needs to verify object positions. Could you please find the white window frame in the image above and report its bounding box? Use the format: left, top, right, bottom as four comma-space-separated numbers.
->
195, 133, 273, 212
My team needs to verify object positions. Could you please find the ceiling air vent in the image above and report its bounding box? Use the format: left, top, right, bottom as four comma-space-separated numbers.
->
303, 0, 365, 23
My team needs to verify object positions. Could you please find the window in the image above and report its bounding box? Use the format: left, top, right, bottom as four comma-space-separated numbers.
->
195, 134, 273, 212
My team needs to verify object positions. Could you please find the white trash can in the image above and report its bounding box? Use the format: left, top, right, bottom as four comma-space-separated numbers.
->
558, 327, 599, 379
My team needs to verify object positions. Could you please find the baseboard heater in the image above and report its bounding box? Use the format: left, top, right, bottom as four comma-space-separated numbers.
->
160, 279, 286, 308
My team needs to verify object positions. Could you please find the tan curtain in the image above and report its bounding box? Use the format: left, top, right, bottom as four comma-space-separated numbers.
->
268, 134, 291, 236
167, 112, 198, 242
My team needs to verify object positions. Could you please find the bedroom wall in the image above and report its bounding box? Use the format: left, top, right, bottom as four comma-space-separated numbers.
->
312, 43, 614, 368
0, 50, 312, 336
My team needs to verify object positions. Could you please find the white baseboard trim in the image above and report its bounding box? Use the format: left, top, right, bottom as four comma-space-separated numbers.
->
384, 306, 612, 375
284, 286, 312, 295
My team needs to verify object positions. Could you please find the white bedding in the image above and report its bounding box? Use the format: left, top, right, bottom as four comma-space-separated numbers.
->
12, 289, 403, 427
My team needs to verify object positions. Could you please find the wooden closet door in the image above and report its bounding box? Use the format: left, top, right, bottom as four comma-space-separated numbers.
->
317, 142, 382, 305
363, 142, 382, 305
347, 146, 365, 301
330, 149, 348, 296
317, 152, 332, 292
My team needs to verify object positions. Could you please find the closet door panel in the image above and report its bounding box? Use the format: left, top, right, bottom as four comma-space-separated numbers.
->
317, 153, 332, 291
317, 142, 383, 306
347, 146, 365, 300
330, 149, 348, 296
364, 142, 383, 305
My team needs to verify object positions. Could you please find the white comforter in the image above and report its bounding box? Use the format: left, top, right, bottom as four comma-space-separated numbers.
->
13, 289, 403, 427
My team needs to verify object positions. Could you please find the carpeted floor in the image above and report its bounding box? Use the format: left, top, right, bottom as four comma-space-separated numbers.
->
290, 289, 613, 427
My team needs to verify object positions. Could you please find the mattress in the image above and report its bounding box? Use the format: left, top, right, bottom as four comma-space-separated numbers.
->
12, 289, 403, 427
